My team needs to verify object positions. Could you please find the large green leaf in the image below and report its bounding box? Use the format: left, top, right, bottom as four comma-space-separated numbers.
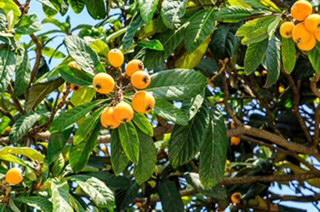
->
65, 35, 104, 74
244, 39, 268, 74
72, 175, 114, 208
133, 113, 153, 137
69, 124, 100, 172
148, 69, 207, 100
308, 44, 320, 74
264, 36, 281, 88
118, 122, 140, 164
15, 196, 53, 212
70, 87, 96, 106
50, 100, 103, 133
15, 48, 31, 96
169, 107, 210, 167
138, 0, 160, 23
160, 0, 187, 29
0, 48, 16, 92
184, 9, 216, 52
111, 130, 129, 175
134, 132, 156, 184
0, 146, 45, 162
122, 16, 144, 50
0, 0, 21, 21
158, 180, 184, 212
84, 0, 107, 19
214, 7, 263, 22
199, 110, 228, 189
139, 39, 164, 51
282, 38, 296, 74
59, 66, 93, 86
68, 0, 85, 13
15, 14, 41, 34
51, 181, 73, 212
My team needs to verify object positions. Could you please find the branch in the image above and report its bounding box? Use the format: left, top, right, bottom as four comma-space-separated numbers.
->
314, 105, 320, 148
310, 75, 320, 98
29, 34, 42, 84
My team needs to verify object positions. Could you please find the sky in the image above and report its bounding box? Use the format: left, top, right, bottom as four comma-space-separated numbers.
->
26, 1, 320, 211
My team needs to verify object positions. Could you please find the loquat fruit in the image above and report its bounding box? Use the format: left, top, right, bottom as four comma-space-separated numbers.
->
68, 61, 81, 70
93, 73, 115, 94
315, 28, 320, 41
278, 85, 285, 94
231, 192, 242, 205
132, 91, 156, 113
292, 23, 312, 44
113, 101, 134, 123
279, 22, 295, 38
5, 167, 23, 185
126, 59, 144, 77
291, 0, 313, 21
231, 136, 241, 146
305, 14, 320, 32
297, 34, 316, 51
131, 71, 151, 89
107, 49, 124, 68
100, 107, 121, 129
70, 84, 80, 91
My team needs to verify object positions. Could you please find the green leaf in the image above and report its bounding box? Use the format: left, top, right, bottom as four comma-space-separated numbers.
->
308, 44, 320, 74
0, 146, 45, 162
69, 124, 100, 172
43, 47, 66, 59
25, 78, 64, 112
38, 0, 58, 16
244, 39, 268, 74
9, 113, 42, 142
0, 48, 16, 92
184, 9, 216, 52
15, 14, 41, 34
43, 17, 70, 32
50, 100, 103, 133
264, 36, 281, 88
111, 130, 129, 175
148, 69, 207, 100
72, 175, 114, 208
199, 109, 228, 189
158, 180, 184, 212
161, 0, 187, 29
267, 16, 281, 37
70, 87, 96, 106
139, 39, 164, 51
214, 7, 263, 22
59, 66, 93, 86
133, 113, 154, 137
68, 0, 85, 13
84, 0, 107, 19
138, 0, 160, 23
90, 39, 109, 56
0, 0, 21, 21
134, 132, 156, 184
282, 38, 296, 74
51, 181, 73, 212
47, 127, 73, 164
118, 122, 140, 164
15, 196, 53, 212
65, 35, 104, 74
122, 16, 144, 50
169, 107, 210, 167
15, 48, 31, 96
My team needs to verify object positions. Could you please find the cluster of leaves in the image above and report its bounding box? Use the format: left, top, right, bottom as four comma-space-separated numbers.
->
1, 0, 320, 211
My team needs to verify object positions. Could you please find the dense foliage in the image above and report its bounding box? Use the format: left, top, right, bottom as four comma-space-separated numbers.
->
1, 0, 320, 211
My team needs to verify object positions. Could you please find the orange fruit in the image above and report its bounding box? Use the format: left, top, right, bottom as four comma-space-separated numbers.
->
231, 192, 242, 205
93, 73, 115, 94
131, 71, 151, 89
126, 59, 144, 77
5, 167, 23, 185
291, 0, 313, 21
298, 34, 316, 51
68, 61, 81, 70
305, 14, 320, 32
132, 91, 156, 113
231, 136, 241, 146
107, 49, 124, 68
113, 101, 134, 123
292, 23, 312, 44
70, 84, 80, 91
279, 22, 295, 38
100, 107, 121, 129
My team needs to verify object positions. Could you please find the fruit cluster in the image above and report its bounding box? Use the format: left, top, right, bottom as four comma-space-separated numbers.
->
280, 0, 320, 51
92, 49, 155, 129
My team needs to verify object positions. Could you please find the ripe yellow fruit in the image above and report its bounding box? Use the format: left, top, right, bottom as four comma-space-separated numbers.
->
131, 71, 151, 89
279, 22, 295, 38
126, 59, 144, 77
291, 0, 313, 21
314, 28, 320, 41
132, 91, 156, 113
231, 136, 241, 146
107, 49, 124, 68
305, 14, 320, 32
93, 73, 115, 94
231, 192, 242, 205
113, 101, 134, 123
100, 107, 121, 129
298, 35, 316, 51
68, 61, 81, 70
5, 167, 23, 185
278, 85, 285, 94
70, 84, 80, 91
292, 23, 312, 44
